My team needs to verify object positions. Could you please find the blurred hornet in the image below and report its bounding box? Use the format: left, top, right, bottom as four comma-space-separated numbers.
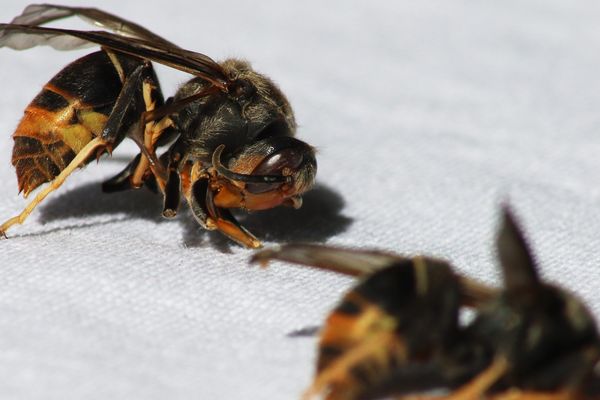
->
0, 5, 316, 248
254, 208, 600, 399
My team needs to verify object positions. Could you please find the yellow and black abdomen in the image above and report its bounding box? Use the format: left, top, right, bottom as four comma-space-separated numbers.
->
312, 258, 462, 399
11, 50, 145, 196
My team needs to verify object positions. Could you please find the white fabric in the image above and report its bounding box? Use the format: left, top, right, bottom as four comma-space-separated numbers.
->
1, 1, 600, 398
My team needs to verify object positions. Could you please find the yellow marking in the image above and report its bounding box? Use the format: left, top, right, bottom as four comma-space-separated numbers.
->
14, 107, 71, 142
153, 115, 174, 136
354, 306, 397, 338
131, 80, 163, 189
104, 49, 125, 83
320, 298, 397, 364
304, 331, 406, 400
58, 125, 93, 153
53, 110, 106, 153
413, 256, 429, 297
336, 293, 397, 340
78, 109, 108, 136
143, 80, 157, 111
1, 138, 107, 236
14, 102, 105, 154
131, 126, 170, 188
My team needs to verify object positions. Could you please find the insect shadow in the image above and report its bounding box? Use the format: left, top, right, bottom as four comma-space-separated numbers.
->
37, 180, 353, 252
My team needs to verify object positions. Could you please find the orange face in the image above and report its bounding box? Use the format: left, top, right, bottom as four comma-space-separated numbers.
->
210, 137, 317, 211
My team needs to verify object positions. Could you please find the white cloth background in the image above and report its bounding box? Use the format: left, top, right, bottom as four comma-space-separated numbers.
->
1, 1, 600, 399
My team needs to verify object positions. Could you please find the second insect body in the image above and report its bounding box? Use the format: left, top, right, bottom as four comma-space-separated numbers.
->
254, 209, 600, 399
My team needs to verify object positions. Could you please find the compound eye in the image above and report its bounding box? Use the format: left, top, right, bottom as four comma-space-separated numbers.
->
246, 148, 304, 194
230, 78, 256, 100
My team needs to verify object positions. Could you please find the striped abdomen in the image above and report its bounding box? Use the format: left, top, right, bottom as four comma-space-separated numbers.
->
312, 258, 461, 400
11, 50, 143, 196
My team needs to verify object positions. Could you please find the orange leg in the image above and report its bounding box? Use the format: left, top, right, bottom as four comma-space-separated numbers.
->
180, 161, 262, 248
130, 81, 173, 191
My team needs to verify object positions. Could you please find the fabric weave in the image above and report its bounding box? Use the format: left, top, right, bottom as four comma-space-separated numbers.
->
1, 1, 599, 399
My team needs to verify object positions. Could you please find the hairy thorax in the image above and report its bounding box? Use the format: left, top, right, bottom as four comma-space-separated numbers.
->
173, 58, 296, 164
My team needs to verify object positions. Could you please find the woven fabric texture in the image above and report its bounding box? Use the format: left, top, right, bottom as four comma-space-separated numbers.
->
1, 1, 600, 399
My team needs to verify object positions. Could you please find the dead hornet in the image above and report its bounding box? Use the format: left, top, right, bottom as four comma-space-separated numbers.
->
253, 207, 600, 400
0, 4, 316, 248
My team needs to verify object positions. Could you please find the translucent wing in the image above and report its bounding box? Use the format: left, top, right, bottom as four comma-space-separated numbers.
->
0, 24, 228, 87
252, 244, 403, 276
252, 244, 498, 305
9, 4, 176, 47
